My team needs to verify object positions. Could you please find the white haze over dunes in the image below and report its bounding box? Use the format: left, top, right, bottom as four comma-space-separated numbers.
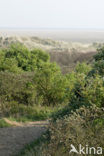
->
0, 29, 104, 43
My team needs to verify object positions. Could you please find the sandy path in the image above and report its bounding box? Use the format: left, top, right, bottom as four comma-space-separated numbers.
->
0, 121, 48, 156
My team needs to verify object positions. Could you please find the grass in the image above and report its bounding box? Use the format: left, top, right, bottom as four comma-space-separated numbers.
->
9, 106, 56, 122
0, 104, 64, 127
6, 105, 56, 122
0, 119, 11, 128
1, 105, 62, 123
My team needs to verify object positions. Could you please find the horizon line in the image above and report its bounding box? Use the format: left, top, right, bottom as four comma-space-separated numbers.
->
0, 27, 104, 31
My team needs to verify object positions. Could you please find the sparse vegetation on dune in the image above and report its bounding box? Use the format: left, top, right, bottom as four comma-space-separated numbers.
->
0, 36, 99, 73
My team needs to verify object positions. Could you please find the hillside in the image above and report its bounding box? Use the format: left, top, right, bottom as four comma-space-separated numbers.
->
0, 36, 98, 73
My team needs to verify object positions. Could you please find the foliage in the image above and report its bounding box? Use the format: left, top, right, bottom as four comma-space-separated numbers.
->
0, 44, 103, 155
1, 102, 54, 121
34, 62, 69, 106
93, 46, 104, 75
0, 72, 36, 109
70, 74, 104, 108
81, 75, 104, 107
51, 64, 104, 120
94, 47, 104, 61
17, 106, 104, 156
0, 72, 59, 120
9, 104, 52, 121
0, 119, 11, 128
41, 106, 104, 156
94, 60, 104, 75
75, 62, 92, 74
0, 43, 50, 72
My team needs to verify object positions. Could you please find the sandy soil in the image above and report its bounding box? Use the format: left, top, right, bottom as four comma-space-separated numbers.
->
0, 121, 48, 156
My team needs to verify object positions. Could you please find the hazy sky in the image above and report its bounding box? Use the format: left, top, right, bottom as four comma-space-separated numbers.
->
0, 0, 104, 29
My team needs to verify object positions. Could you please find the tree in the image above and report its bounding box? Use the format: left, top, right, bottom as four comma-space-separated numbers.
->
34, 62, 69, 106
0, 43, 50, 72
81, 74, 104, 108
93, 46, 104, 75
75, 62, 92, 74
94, 47, 104, 61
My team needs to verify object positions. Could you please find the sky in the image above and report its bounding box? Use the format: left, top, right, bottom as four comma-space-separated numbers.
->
0, 0, 104, 29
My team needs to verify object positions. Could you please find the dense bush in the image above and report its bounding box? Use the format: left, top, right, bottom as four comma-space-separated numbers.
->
94, 46, 104, 61
0, 43, 50, 72
51, 62, 104, 120
70, 73, 104, 108
75, 62, 92, 74
34, 62, 69, 106
41, 106, 104, 156
21, 106, 104, 156
0, 44, 104, 122
93, 46, 104, 75
0, 72, 36, 116
0, 44, 71, 117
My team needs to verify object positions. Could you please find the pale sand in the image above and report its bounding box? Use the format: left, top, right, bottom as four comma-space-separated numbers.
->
0, 29, 104, 42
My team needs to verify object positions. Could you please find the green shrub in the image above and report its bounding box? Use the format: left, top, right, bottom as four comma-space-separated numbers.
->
34, 62, 69, 106
0, 72, 36, 110
69, 72, 104, 109
94, 46, 104, 61
81, 75, 104, 108
42, 106, 104, 156
75, 62, 92, 74
93, 46, 104, 75
0, 43, 50, 73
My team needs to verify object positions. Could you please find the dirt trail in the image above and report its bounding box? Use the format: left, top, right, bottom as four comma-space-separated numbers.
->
0, 120, 49, 156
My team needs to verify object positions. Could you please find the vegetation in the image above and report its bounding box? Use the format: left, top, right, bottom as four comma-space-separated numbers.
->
17, 106, 104, 156
0, 43, 104, 155
40, 106, 104, 156
0, 43, 69, 120
16, 131, 50, 156
0, 43, 49, 73
0, 36, 98, 74
93, 46, 104, 75
34, 62, 69, 106
0, 119, 11, 128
